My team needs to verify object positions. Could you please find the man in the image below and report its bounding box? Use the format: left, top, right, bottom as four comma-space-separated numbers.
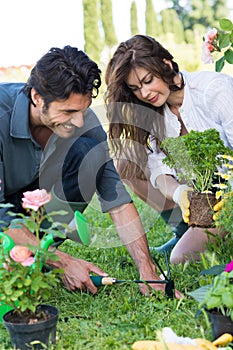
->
0, 45, 181, 298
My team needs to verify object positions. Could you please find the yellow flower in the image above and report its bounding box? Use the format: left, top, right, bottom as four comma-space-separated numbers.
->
224, 163, 233, 169
221, 154, 233, 161
220, 174, 231, 180
215, 190, 223, 199
212, 183, 228, 189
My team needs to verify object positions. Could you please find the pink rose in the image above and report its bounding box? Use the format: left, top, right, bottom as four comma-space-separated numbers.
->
225, 260, 233, 272
10, 246, 34, 265
204, 28, 218, 43
21, 256, 35, 266
201, 42, 214, 64
22, 189, 52, 211
207, 43, 214, 52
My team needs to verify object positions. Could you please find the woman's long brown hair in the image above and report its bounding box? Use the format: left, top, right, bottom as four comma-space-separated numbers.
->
105, 34, 182, 179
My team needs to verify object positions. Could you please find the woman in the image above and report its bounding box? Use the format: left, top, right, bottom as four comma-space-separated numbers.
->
105, 34, 233, 263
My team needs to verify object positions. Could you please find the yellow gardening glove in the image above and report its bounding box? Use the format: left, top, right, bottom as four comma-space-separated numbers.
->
212, 199, 223, 222
173, 185, 194, 224
132, 340, 218, 350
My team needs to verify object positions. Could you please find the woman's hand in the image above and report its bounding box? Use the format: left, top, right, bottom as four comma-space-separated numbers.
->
173, 185, 193, 223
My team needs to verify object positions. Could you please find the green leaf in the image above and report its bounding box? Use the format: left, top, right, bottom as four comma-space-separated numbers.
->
206, 296, 222, 309
222, 292, 233, 308
224, 49, 233, 64
215, 56, 225, 72
220, 18, 233, 31
219, 33, 231, 49
200, 265, 226, 276
188, 285, 211, 303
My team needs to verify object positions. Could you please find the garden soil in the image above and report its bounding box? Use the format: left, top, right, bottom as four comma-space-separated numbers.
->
189, 192, 218, 227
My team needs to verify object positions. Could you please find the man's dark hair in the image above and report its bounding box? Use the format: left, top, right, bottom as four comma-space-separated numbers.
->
23, 45, 101, 108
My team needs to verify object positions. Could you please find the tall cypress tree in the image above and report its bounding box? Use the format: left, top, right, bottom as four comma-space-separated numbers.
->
145, 0, 162, 37
100, 0, 118, 47
83, 0, 103, 63
131, 1, 139, 36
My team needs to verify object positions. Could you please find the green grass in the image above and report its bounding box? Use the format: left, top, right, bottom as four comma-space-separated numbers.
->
1, 192, 232, 349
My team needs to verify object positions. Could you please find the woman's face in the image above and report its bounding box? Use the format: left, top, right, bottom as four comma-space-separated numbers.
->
126, 67, 170, 107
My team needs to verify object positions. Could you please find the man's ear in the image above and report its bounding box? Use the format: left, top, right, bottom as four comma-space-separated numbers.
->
163, 59, 173, 69
31, 88, 43, 107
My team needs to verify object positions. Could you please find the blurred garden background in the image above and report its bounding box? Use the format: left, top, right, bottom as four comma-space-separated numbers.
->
1, 0, 233, 84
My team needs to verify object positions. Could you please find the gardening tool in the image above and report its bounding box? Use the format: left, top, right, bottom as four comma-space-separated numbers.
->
150, 207, 188, 253
90, 275, 174, 298
65, 210, 90, 246
90, 241, 175, 298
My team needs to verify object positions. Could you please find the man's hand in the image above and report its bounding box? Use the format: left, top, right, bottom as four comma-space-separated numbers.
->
54, 250, 108, 294
139, 269, 184, 299
173, 185, 193, 223
6, 225, 108, 295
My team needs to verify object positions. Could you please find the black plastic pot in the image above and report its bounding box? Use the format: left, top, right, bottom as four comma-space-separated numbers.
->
207, 309, 233, 338
3, 304, 59, 350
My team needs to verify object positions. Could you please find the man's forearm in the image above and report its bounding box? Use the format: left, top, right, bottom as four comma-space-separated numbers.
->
109, 202, 156, 274
5, 225, 64, 269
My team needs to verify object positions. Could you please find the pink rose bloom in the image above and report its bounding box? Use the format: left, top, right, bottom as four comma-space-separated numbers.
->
22, 189, 52, 211
207, 43, 214, 52
201, 42, 214, 64
204, 28, 218, 43
225, 260, 233, 272
10, 245, 33, 264
21, 256, 35, 266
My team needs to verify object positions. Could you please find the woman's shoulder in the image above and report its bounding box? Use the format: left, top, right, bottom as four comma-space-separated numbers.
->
183, 70, 232, 84
182, 70, 233, 92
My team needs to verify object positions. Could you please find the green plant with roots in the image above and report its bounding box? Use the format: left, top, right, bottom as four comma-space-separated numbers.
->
161, 129, 233, 193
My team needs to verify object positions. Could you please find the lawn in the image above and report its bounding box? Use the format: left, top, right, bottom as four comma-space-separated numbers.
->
1, 191, 232, 349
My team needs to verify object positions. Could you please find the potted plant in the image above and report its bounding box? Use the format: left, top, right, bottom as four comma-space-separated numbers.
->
189, 260, 233, 338
161, 128, 233, 227
0, 189, 67, 350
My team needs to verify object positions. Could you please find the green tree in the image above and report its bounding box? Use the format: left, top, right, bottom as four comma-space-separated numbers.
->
164, 0, 229, 30
130, 1, 139, 36
145, 0, 162, 37
174, 17, 185, 43
212, 0, 229, 27
100, 0, 118, 47
189, 0, 214, 28
161, 8, 185, 42
83, 0, 103, 63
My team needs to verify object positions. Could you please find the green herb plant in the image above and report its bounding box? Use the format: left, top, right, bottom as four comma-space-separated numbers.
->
161, 129, 232, 193
190, 260, 233, 320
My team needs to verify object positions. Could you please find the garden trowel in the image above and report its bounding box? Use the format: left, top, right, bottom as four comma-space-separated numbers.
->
64, 210, 90, 246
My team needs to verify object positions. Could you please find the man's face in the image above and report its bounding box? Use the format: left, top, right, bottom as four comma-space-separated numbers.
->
39, 93, 92, 138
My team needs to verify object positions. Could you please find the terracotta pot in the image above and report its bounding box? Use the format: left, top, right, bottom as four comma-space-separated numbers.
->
207, 308, 233, 338
3, 304, 59, 350
189, 192, 217, 227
